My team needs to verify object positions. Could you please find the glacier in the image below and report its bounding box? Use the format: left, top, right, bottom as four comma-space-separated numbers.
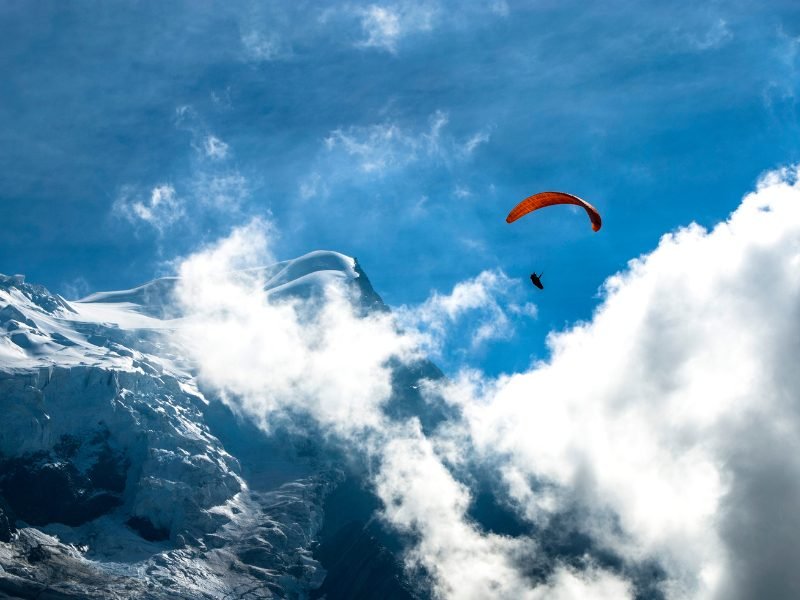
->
0, 253, 426, 599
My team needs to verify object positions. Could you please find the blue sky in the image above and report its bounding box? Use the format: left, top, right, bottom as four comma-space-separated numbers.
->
2, 0, 800, 374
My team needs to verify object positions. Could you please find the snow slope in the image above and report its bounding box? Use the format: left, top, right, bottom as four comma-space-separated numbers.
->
0, 253, 417, 599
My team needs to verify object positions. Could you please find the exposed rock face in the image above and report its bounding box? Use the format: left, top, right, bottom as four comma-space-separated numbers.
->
0, 505, 13, 544
0, 366, 243, 542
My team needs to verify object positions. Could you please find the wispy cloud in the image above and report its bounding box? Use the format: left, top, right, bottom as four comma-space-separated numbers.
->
192, 173, 248, 211
461, 130, 491, 156
355, 3, 436, 53
318, 1, 509, 54
241, 30, 291, 62
675, 18, 733, 51
175, 106, 232, 163
59, 276, 91, 301
203, 135, 229, 160
452, 184, 472, 198
762, 27, 800, 118
298, 172, 328, 201
113, 184, 184, 234
320, 110, 489, 179
113, 106, 250, 237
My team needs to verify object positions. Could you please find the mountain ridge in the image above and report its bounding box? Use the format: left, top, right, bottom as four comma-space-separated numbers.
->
0, 251, 419, 599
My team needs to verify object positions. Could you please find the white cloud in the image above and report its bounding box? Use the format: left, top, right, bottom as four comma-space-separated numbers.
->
114, 184, 184, 233
696, 19, 732, 50
509, 301, 538, 319
203, 135, 229, 160
323, 110, 486, 177
322, 1, 510, 54
241, 30, 288, 62
453, 184, 472, 198
410, 194, 429, 217
298, 172, 328, 201
169, 166, 800, 599
171, 222, 555, 596
396, 270, 529, 353
433, 167, 800, 599
59, 276, 91, 301
356, 3, 437, 53
375, 424, 631, 600
173, 104, 232, 163
461, 130, 491, 156
763, 28, 800, 112
679, 18, 733, 51
114, 107, 250, 233
174, 220, 422, 435
172, 223, 629, 597
210, 87, 233, 110
192, 173, 248, 211
325, 122, 415, 174
114, 171, 249, 234
359, 6, 402, 52
174, 104, 195, 123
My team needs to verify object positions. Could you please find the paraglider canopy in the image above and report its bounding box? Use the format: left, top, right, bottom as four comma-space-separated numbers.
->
506, 191, 602, 232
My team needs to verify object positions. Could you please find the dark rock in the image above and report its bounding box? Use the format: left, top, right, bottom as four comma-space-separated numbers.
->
311, 520, 415, 600
0, 453, 124, 527
53, 435, 81, 459
312, 477, 417, 600
0, 305, 37, 329
0, 506, 14, 542
353, 259, 390, 315
26, 544, 48, 563
87, 445, 129, 493
0, 575, 90, 600
238, 547, 275, 569
127, 516, 170, 542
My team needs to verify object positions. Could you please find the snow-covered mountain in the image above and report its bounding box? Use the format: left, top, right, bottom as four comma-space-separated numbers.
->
0, 252, 429, 599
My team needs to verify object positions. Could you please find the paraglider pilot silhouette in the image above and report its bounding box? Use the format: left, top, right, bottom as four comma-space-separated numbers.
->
506, 191, 602, 290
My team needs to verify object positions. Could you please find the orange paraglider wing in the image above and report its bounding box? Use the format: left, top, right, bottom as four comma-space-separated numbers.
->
506, 191, 602, 232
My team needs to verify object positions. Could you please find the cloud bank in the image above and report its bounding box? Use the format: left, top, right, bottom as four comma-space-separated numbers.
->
173, 167, 800, 599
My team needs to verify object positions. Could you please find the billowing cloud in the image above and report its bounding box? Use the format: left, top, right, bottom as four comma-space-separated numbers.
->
172, 219, 626, 597
395, 269, 535, 354
174, 220, 422, 435
171, 168, 800, 599
434, 166, 800, 599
